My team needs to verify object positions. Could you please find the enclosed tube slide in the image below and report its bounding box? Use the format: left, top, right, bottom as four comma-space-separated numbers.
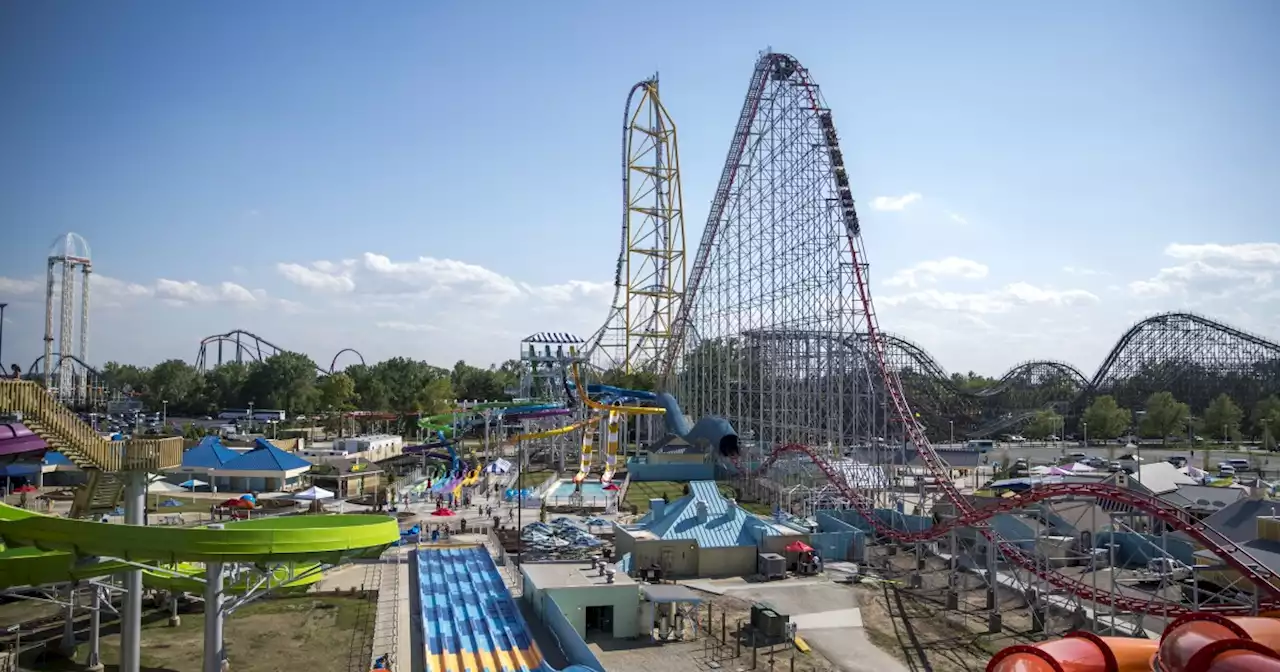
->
573, 416, 598, 484
653, 392, 740, 457
986, 614, 1280, 672
986, 632, 1158, 672
601, 410, 621, 483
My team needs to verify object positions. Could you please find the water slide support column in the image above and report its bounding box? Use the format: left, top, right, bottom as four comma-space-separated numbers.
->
203, 559, 226, 672
60, 581, 76, 654
120, 470, 147, 672
86, 584, 103, 672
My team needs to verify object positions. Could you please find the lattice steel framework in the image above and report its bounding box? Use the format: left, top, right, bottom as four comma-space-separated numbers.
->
671, 53, 869, 450
586, 77, 687, 374
666, 50, 1280, 642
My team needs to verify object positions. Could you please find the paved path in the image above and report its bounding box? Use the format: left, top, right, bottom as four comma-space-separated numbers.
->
693, 579, 909, 672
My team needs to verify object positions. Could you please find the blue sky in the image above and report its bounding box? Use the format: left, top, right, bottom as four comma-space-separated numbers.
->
1, 1, 1277, 375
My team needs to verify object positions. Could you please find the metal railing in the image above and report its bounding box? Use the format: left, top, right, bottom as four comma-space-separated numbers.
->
0, 380, 183, 472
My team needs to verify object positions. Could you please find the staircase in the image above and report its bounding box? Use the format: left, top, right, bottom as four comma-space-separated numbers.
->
73, 471, 127, 517
0, 380, 183, 517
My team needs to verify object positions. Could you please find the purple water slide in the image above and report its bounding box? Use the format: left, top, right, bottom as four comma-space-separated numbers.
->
504, 408, 572, 420
0, 424, 48, 459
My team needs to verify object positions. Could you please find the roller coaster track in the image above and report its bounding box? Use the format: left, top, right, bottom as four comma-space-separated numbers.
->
687, 51, 1277, 617
194, 330, 365, 375
755, 443, 1280, 614
881, 312, 1280, 401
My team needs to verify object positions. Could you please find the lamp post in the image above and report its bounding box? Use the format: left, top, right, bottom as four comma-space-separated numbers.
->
247, 401, 255, 434
162, 400, 168, 427
949, 420, 954, 446
1083, 422, 1089, 449
0, 303, 8, 372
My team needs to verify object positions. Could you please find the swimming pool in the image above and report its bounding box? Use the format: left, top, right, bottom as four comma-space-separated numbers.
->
552, 480, 606, 498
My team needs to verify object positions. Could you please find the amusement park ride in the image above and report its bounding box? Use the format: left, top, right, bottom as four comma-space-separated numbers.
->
4, 49, 1280, 672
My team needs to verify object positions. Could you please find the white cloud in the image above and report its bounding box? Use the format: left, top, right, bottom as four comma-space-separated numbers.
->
0, 277, 41, 295
375, 321, 440, 333
881, 282, 1100, 315
1128, 242, 1279, 301
277, 253, 614, 311
883, 257, 988, 288
276, 262, 357, 293
946, 211, 970, 225
871, 193, 923, 211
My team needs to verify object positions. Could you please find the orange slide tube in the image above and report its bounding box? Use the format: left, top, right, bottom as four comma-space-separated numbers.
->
986, 632, 1158, 672
1156, 614, 1280, 672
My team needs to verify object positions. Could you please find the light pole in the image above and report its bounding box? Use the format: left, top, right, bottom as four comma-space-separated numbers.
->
162, 400, 168, 427
949, 420, 954, 446
247, 401, 255, 434
1083, 421, 1089, 449
0, 303, 8, 372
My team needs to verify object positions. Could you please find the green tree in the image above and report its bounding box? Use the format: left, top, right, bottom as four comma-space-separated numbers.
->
1140, 391, 1190, 446
145, 359, 202, 412
1203, 393, 1244, 443
243, 352, 319, 413
450, 360, 509, 401
317, 372, 356, 411
100, 361, 150, 395
203, 362, 252, 411
1251, 395, 1280, 450
1024, 410, 1063, 440
1082, 395, 1130, 442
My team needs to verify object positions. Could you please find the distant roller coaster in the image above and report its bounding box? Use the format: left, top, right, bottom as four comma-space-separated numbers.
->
877, 312, 1280, 438
194, 330, 365, 375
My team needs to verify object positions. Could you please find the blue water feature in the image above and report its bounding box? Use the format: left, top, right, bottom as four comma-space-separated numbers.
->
414, 545, 596, 672
552, 481, 605, 498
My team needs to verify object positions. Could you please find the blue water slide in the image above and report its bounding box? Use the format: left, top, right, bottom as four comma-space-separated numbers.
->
654, 392, 739, 457
586, 383, 657, 401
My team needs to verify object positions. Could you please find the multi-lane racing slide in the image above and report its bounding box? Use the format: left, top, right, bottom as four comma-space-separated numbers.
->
414, 545, 596, 672
0, 501, 400, 588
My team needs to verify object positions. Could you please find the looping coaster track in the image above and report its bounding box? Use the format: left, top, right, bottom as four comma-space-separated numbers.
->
194, 330, 365, 375
663, 49, 1280, 623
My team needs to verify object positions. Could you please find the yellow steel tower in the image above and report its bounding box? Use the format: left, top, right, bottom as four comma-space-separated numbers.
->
587, 76, 687, 374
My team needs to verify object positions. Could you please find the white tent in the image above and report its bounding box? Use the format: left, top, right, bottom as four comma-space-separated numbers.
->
148, 480, 185, 494
485, 458, 512, 474
291, 485, 335, 501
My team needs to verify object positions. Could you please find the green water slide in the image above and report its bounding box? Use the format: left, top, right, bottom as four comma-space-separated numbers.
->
0, 503, 400, 590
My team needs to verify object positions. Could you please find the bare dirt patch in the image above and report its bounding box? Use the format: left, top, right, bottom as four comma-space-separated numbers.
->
32, 596, 374, 672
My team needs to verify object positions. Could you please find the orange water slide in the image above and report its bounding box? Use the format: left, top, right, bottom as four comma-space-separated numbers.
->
987, 614, 1280, 672
1155, 613, 1280, 672
986, 631, 1158, 672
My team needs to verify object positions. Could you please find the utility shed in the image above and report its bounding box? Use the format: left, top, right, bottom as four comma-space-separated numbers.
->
614, 480, 808, 578
521, 561, 640, 639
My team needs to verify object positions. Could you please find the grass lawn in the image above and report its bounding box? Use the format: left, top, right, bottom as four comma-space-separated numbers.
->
44, 596, 373, 672
623, 481, 688, 512
145, 494, 220, 514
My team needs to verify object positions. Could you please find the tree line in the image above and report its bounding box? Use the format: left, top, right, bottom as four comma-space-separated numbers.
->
1021, 391, 1280, 449
98, 354, 524, 417
96, 354, 661, 418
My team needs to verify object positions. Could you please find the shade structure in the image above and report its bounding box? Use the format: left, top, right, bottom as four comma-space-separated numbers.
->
179, 479, 208, 489
784, 540, 814, 553
291, 486, 335, 501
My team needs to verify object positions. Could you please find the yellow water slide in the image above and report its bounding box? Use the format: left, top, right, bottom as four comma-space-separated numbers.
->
600, 410, 622, 483
573, 415, 598, 484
